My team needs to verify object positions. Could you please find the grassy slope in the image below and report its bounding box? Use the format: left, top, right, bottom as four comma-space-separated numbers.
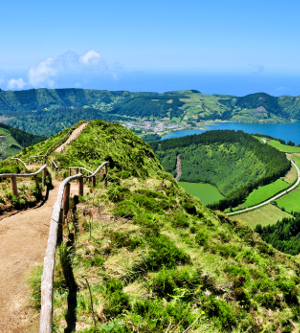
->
232, 204, 292, 229
179, 182, 224, 205
0, 127, 22, 160
25, 120, 300, 333
243, 179, 289, 207
268, 140, 300, 153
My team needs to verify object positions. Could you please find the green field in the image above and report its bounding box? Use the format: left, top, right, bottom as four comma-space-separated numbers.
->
232, 204, 292, 229
268, 140, 300, 153
243, 179, 289, 207
276, 187, 300, 213
179, 181, 224, 205
293, 154, 300, 168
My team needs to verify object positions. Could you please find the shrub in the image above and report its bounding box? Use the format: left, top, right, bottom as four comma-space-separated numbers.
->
113, 200, 140, 218
183, 202, 197, 215
205, 297, 237, 330
195, 230, 208, 246
132, 194, 163, 214
106, 230, 143, 251
108, 186, 131, 203
103, 278, 131, 319
146, 235, 190, 270
172, 212, 190, 228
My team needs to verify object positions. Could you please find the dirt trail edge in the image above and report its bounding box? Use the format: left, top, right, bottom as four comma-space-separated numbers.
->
55, 122, 88, 153
0, 123, 89, 332
0, 179, 60, 332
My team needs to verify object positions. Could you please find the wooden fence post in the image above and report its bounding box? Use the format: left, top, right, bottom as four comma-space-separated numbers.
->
78, 177, 83, 196
34, 175, 40, 194
63, 183, 70, 218
57, 209, 64, 245
42, 168, 47, 187
92, 176, 96, 187
10, 176, 18, 196
69, 168, 71, 176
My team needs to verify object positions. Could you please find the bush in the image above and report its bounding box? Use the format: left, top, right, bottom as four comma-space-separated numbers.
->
113, 200, 140, 218
172, 212, 190, 228
103, 278, 131, 319
183, 202, 197, 215
205, 297, 237, 330
146, 235, 190, 270
108, 186, 131, 203
195, 230, 208, 246
132, 194, 163, 214
106, 230, 143, 251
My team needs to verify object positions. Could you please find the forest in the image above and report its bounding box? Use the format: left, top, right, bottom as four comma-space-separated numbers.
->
5, 88, 300, 137
255, 212, 300, 255
150, 130, 291, 210
0, 123, 46, 147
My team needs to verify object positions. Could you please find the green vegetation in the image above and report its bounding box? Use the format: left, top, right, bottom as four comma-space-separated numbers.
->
268, 140, 300, 153
0, 123, 46, 160
255, 212, 300, 255
243, 179, 289, 207
179, 181, 224, 205
150, 130, 291, 210
276, 188, 300, 213
19, 120, 300, 332
231, 204, 292, 229
4, 89, 300, 137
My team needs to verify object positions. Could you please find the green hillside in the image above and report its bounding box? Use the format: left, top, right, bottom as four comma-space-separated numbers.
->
0, 123, 46, 161
14, 120, 300, 332
3, 88, 300, 137
149, 130, 290, 210
4, 120, 300, 331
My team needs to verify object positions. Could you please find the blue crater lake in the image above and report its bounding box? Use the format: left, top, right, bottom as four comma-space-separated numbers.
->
162, 121, 300, 145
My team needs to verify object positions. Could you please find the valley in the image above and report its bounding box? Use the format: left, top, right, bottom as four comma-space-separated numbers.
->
2, 121, 300, 332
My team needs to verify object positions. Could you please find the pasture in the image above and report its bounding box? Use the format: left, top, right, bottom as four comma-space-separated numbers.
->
179, 181, 224, 205
243, 179, 289, 207
231, 204, 292, 229
276, 187, 300, 213
268, 140, 300, 153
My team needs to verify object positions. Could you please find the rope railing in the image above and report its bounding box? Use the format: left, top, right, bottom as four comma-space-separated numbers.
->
39, 161, 109, 333
0, 165, 47, 196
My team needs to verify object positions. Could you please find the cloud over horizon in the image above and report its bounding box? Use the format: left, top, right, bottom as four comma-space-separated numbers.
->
4, 50, 122, 90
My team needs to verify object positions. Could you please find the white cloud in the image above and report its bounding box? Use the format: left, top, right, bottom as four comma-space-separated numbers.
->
28, 57, 58, 87
24, 49, 122, 88
7, 78, 27, 90
79, 50, 102, 68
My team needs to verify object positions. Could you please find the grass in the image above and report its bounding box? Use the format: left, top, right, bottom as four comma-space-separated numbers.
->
22, 120, 300, 333
267, 139, 300, 153
243, 179, 289, 207
179, 182, 224, 205
231, 204, 292, 229
276, 187, 300, 213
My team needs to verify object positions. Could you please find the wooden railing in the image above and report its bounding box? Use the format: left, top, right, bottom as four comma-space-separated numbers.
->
11, 157, 29, 169
0, 164, 47, 196
39, 161, 109, 333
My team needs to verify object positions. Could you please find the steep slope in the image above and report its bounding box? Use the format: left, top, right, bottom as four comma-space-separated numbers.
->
150, 130, 290, 210
17, 120, 300, 333
0, 123, 46, 160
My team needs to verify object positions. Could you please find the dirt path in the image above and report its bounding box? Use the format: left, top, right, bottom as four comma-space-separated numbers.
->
55, 122, 88, 153
175, 155, 182, 181
0, 125, 90, 332
0, 180, 60, 332
0, 177, 86, 332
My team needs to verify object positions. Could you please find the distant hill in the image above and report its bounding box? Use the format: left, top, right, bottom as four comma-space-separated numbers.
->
149, 130, 290, 210
2, 88, 300, 136
0, 123, 46, 161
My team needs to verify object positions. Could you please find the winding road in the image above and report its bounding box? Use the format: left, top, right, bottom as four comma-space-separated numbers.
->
227, 160, 300, 216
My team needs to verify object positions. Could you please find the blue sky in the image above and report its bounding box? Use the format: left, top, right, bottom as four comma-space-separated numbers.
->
1, 0, 300, 95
